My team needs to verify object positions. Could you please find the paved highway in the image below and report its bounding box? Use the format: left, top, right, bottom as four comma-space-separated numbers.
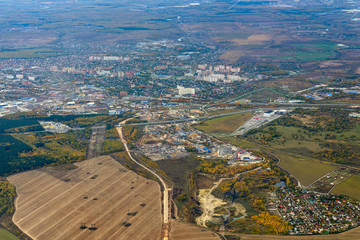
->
120, 107, 299, 126
121, 102, 357, 127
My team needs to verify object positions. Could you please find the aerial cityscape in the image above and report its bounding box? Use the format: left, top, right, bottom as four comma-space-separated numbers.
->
0, 0, 360, 240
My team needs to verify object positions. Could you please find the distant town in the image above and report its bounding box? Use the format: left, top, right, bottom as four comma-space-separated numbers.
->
1, 0, 360, 239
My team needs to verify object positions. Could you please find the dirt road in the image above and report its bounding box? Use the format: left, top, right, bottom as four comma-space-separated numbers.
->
117, 126, 171, 240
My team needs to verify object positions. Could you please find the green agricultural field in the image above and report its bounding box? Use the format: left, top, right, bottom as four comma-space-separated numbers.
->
275, 152, 335, 186
331, 175, 360, 200
194, 112, 253, 134
277, 50, 335, 62
0, 228, 19, 240
270, 41, 338, 62
0, 48, 59, 58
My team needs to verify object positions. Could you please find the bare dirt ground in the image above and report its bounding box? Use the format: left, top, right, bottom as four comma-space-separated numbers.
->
319, 61, 344, 68
170, 220, 220, 240
220, 50, 246, 63
196, 189, 228, 227
8, 156, 162, 240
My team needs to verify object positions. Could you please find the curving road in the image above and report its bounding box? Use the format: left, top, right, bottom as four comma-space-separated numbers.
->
120, 107, 298, 127
120, 102, 357, 127
116, 126, 171, 240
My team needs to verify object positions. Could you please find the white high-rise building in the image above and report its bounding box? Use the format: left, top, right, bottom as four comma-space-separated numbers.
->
103, 56, 121, 61
177, 86, 195, 95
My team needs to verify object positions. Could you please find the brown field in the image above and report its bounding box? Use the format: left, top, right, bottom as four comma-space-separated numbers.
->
319, 61, 344, 68
219, 34, 272, 63
0, 32, 58, 46
230, 34, 272, 46
180, 22, 240, 34
8, 156, 162, 240
235, 226, 360, 240
220, 50, 246, 63
170, 220, 220, 240
65, 32, 136, 44
220, 50, 245, 64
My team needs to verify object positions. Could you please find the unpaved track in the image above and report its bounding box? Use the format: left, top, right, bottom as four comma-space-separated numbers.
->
117, 126, 171, 239
87, 125, 106, 159
8, 156, 162, 240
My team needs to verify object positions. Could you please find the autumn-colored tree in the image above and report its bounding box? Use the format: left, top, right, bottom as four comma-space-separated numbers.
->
251, 212, 292, 234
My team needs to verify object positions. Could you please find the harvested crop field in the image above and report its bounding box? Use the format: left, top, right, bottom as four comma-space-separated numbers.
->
170, 220, 220, 240
230, 34, 272, 46
8, 156, 162, 240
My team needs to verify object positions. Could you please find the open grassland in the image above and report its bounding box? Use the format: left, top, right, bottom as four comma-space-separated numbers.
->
0, 32, 58, 47
235, 226, 360, 240
221, 39, 339, 63
237, 109, 360, 186
170, 220, 220, 240
0, 228, 19, 240
257, 125, 325, 158
221, 137, 335, 186
264, 77, 314, 92
331, 175, 360, 200
157, 157, 200, 190
8, 156, 162, 240
274, 41, 337, 62
194, 112, 253, 134
274, 152, 335, 186
0, 48, 59, 58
